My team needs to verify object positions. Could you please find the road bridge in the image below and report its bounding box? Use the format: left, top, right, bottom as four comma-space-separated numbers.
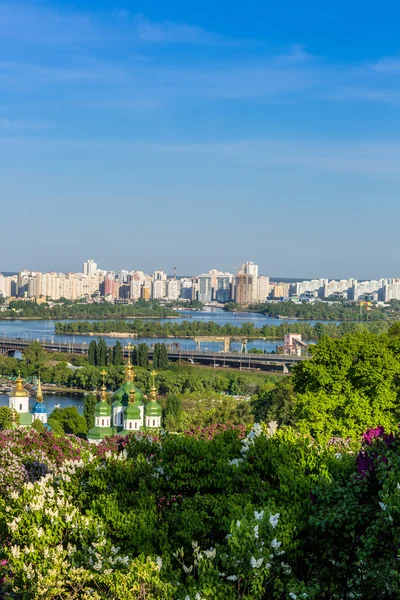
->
0, 337, 306, 373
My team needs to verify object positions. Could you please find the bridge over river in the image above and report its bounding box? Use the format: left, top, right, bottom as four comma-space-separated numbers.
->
0, 337, 306, 373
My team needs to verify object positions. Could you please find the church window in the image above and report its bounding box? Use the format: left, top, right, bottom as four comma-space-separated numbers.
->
135, 422, 137, 429
153, 419, 155, 426
19, 403, 22, 411
101, 419, 104, 426
129, 422, 132, 429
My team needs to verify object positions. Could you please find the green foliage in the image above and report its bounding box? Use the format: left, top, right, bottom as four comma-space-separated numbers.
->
113, 340, 123, 366
251, 379, 296, 426
293, 331, 400, 441
23, 341, 47, 375
163, 394, 182, 431
97, 338, 108, 367
4, 299, 176, 319
54, 316, 390, 341
48, 406, 88, 436
134, 343, 149, 368
83, 393, 97, 430
0, 405, 18, 429
153, 343, 169, 370
31, 418, 46, 433
1, 425, 400, 598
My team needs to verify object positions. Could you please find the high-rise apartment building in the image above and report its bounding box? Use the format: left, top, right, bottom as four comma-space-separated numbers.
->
234, 274, 254, 304
0, 274, 13, 298
166, 279, 181, 301
241, 261, 259, 279
83, 259, 97, 276
118, 270, 129, 283
198, 274, 213, 303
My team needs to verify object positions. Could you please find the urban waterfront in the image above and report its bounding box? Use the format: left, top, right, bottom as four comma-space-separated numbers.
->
0, 309, 327, 352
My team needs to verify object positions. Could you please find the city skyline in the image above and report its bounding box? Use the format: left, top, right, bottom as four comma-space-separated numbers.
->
3, 1, 400, 276
2, 261, 400, 303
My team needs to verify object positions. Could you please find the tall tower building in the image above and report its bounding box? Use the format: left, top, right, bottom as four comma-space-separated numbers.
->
83, 259, 97, 276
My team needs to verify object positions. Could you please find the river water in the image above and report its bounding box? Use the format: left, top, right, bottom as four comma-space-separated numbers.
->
0, 308, 327, 353
0, 393, 84, 413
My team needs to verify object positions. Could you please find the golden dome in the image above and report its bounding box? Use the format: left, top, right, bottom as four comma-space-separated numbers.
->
11, 374, 29, 398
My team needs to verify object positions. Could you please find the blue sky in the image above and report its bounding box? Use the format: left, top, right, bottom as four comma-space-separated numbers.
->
2, 0, 400, 277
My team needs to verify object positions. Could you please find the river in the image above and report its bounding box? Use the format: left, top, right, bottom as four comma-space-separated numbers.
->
0, 308, 326, 353
0, 393, 84, 414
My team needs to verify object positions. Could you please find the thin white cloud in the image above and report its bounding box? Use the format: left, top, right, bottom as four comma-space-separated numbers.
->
0, 59, 124, 85
133, 14, 230, 45
2, 136, 400, 178
0, 3, 105, 45
0, 118, 51, 130
372, 57, 400, 72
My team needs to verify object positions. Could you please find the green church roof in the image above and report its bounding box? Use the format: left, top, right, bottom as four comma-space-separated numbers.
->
145, 402, 162, 417
114, 381, 144, 406
124, 403, 141, 420
18, 412, 33, 427
87, 426, 115, 441
95, 401, 111, 417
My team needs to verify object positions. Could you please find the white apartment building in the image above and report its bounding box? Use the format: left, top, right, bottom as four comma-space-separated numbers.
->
27, 272, 100, 301
83, 259, 97, 276
255, 276, 270, 303
180, 278, 194, 300
0, 274, 13, 298
166, 279, 181, 300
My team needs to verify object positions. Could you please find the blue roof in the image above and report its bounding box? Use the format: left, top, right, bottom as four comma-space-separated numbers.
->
32, 402, 47, 413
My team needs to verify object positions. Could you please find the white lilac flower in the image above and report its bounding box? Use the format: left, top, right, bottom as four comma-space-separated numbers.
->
254, 525, 259, 539
183, 564, 193, 574
236, 520, 241, 528
397, 483, 400, 490
250, 556, 264, 568
204, 548, 216, 560
281, 562, 291, 574
335, 453, 342, 459
228, 458, 243, 467
266, 421, 278, 437
254, 510, 264, 521
269, 513, 280, 528
227, 575, 238, 581
379, 501, 387, 511
156, 556, 163, 569
185, 596, 191, 600
289, 594, 297, 599
271, 538, 282, 549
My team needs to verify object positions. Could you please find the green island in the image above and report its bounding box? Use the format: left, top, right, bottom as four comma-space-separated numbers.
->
2, 327, 400, 598
0, 299, 178, 320
54, 317, 390, 340
224, 299, 397, 320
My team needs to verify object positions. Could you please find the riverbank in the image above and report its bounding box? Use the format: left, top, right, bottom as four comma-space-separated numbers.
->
0, 315, 182, 321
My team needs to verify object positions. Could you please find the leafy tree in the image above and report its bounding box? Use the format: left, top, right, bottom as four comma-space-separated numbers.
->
164, 394, 182, 431
0, 406, 18, 430
31, 418, 46, 433
48, 407, 88, 437
88, 340, 97, 366
97, 339, 108, 367
135, 344, 149, 368
251, 379, 296, 425
83, 394, 97, 430
113, 341, 123, 366
153, 343, 169, 370
293, 332, 400, 440
23, 341, 46, 375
